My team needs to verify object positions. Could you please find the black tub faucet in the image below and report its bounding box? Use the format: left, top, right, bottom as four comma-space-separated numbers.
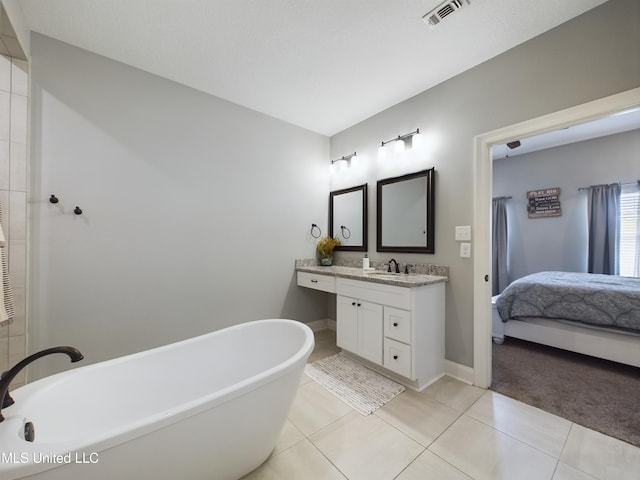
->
0, 346, 84, 422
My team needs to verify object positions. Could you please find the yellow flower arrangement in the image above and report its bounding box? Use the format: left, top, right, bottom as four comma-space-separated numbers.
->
316, 235, 342, 258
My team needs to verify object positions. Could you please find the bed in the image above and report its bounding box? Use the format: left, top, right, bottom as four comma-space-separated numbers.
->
492, 271, 640, 368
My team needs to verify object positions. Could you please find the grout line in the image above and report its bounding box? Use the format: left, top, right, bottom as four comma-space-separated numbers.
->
306, 437, 349, 479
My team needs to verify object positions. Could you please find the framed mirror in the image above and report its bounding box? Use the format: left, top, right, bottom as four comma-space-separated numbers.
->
376, 168, 435, 253
329, 184, 368, 251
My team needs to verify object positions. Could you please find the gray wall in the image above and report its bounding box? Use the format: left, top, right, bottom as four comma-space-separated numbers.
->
494, 129, 640, 282
26, 1, 640, 376
330, 0, 640, 367
28, 34, 330, 379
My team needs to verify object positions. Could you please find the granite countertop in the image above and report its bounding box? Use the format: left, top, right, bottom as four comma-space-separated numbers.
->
296, 264, 448, 287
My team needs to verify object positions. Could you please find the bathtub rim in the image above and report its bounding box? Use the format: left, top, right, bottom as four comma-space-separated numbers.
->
0, 319, 314, 478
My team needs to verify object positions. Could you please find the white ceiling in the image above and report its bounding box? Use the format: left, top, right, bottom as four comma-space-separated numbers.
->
492, 108, 640, 160
17, 0, 607, 136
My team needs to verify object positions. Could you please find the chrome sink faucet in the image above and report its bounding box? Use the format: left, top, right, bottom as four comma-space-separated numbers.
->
0, 346, 84, 422
388, 258, 400, 273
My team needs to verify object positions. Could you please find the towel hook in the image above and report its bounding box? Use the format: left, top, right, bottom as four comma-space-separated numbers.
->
49, 195, 59, 204
310, 223, 321, 239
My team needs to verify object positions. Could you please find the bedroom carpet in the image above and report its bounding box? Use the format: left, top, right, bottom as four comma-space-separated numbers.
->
491, 337, 640, 447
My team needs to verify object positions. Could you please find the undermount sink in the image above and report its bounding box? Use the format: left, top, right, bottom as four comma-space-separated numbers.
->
367, 270, 418, 279
366, 271, 416, 277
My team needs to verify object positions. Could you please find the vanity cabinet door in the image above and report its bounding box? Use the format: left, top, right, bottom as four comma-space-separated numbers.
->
336, 296, 383, 365
337, 295, 358, 354
357, 301, 383, 365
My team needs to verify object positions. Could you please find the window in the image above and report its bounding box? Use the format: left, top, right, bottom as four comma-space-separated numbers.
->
619, 182, 640, 277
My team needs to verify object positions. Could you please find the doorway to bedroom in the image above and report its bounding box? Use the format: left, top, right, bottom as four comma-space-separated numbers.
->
487, 106, 640, 447
472, 87, 640, 389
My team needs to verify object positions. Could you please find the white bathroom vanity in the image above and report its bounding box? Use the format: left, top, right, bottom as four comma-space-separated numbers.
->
297, 265, 446, 391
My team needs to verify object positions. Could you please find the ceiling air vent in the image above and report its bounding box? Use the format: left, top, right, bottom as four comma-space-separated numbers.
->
422, 0, 471, 29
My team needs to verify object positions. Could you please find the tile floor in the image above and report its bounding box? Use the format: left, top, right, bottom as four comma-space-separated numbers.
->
242, 329, 640, 480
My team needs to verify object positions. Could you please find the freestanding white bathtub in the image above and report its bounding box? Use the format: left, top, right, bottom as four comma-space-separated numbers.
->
0, 319, 314, 480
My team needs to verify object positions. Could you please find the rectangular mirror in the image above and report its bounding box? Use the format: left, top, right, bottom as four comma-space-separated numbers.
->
377, 168, 435, 253
329, 184, 368, 251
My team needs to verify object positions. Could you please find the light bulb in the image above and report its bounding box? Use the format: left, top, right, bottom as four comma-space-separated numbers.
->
378, 143, 389, 159
412, 131, 423, 148
394, 138, 405, 153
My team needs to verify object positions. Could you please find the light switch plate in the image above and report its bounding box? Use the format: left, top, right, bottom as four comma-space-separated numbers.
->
460, 242, 471, 258
455, 226, 471, 241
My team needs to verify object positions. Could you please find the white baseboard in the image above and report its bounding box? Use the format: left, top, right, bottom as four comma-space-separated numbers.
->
306, 321, 475, 385
445, 360, 474, 385
305, 319, 336, 332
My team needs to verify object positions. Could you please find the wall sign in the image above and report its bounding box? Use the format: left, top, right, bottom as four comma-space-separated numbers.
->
527, 187, 561, 218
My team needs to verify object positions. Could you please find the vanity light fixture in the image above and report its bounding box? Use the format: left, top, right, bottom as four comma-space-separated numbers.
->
379, 129, 421, 156
331, 152, 358, 172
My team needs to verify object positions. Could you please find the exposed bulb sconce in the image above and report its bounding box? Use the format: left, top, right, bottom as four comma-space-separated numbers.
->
330, 152, 358, 173
379, 129, 421, 156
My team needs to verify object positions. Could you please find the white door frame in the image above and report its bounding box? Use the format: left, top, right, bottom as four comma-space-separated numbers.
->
472, 87, 640, 388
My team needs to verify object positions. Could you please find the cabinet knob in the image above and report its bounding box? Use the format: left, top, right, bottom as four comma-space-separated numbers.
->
357, 303, 361, 307
311, 279, 318, 283
352, 302, 356, 306
393, 355, 398, 360
393, 322, 398, 327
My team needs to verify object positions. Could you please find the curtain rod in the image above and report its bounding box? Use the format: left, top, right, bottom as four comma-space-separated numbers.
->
578, 180, 639, 191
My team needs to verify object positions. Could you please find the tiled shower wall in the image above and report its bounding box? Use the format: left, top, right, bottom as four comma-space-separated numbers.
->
0, 54, 28, 387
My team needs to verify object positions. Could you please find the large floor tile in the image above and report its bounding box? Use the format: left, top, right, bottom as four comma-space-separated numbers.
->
375, 388, 461, 447
310, 411, 424, 480
553, 462, 598, 480
560, 424, 640, 480
272, 420, 305, 456
307, 329, 340, 363
287, 380, 352, 436
299, 372, 312, 385
422, 375, 485, 412
429, 414, 557, 480
396, 450, 473, 480
241, 439, 346, 480
467, 391, 571, 457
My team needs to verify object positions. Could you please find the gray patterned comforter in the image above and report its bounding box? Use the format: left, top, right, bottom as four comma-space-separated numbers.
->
496, 271, 640, 332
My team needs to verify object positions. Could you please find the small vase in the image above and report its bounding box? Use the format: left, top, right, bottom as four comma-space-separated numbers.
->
320, 256, 333, 266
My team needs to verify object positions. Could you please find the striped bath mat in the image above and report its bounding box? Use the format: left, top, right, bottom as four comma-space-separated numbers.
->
305, 353, 405, 415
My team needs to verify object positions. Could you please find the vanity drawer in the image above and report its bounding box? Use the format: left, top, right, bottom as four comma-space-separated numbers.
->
336, 278, 411, 309
384, 338, 412, 379
297, 271, 336, 293
384, 307, 411, 344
